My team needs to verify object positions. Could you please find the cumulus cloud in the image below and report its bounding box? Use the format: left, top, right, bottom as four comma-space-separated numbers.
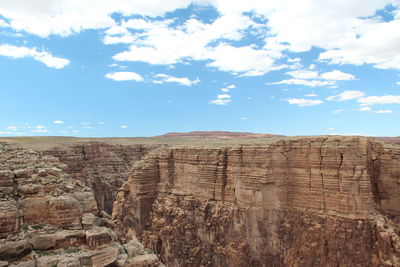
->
209, 94, 232, 105
30, 125, 48, 133
286, 98, 323, 107
120, 125, 128, 128
0, 44, 70, 69
358, 95, 400, 105
105, 71, 143, 81
326, 90, 365, 101
374, 110, 393, 114
153, 74, 200, 86
53, 120, 64, 124
269, 79, 335, 87
1, 0, 398, 76
319, 70, 356, 80
271, 69, 356, 87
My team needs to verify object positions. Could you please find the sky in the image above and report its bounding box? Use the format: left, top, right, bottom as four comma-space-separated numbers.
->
0, 0, 400, 137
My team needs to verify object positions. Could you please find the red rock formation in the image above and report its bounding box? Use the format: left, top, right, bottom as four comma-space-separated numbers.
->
113, 136, 400, 266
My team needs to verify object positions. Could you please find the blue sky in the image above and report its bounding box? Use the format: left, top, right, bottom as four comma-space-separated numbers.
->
0, 0, 400, 137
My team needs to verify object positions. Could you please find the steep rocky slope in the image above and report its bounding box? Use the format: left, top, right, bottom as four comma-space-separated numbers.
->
0, 142, 162, 267
113, 136, 400, 266
43, 143, 158, 214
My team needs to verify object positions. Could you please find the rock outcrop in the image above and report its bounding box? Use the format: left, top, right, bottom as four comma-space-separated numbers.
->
44, 143, 157, 214
113, 136, 400, 266
0, 142, 161, 267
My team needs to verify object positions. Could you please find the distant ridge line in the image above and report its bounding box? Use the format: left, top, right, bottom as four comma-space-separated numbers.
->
155, 131, 285, 139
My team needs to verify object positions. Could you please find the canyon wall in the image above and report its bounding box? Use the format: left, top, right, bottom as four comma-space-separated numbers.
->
44, 143, 158, 214
2, 136, 400, 266
113, 137, 400, 266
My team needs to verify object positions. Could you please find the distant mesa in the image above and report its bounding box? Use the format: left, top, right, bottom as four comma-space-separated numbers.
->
155, 131, 285, 139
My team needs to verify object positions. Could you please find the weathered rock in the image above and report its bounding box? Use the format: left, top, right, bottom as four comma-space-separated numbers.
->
86, 227, 113, 249
123, 238, 144, 257
115, 254, 127, 267
0, 240, 32, 260
81, 213, 101, 229
30, 234, 56, 250
125, 254, 160, 267
10, 260, 35, 267
48, 196, 82, 229
90, 247, 118, 267
0, 261, 8, 267
57, 257, 80, 267
36, 256, 60, 267
0, 201, 21, 238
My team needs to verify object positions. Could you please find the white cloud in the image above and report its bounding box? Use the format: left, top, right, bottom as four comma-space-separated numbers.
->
6, 126, 17, 131
396, 82, 400, 85
53, 120, 64, 124
80, 122, 90, 125
326, 90, 365, 101
105, 71, 143, 81
209, 94, 232, 105
374, 110, 393, 114
0, 44, 70, 69
227, 84, 236, 89
286, 70, 318, 79
30, 125, 48, 133
358, 95, 400, 106
1, 0, 399, 76
287, 98, 323, 107
287, 58, 301, 63
240, 117, 247, 120
332, 109, 344, 114
120, 125, 128, 128
320, 70, 355, 80
153, 73, 200, 86
221, 88, 230, 92
269, 79, 335, 87
304, 93, 318, 97
0, 0, 193, 37
0, 19, 9, 27
359, 106, 372, 111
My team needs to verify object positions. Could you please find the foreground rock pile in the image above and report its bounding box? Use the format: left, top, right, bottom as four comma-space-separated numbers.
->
0, 142, 162, 267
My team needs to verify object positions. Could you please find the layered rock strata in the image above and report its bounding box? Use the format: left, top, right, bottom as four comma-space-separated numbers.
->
44, 143, 157, 214
113, 137, 400, 266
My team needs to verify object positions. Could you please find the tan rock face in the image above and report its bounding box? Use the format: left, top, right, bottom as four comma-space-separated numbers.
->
44, 143, 157, 214
113, 137, 400, 266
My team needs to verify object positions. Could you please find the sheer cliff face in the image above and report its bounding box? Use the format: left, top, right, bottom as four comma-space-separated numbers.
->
113, 137, 400, 266
44, 142, 157, 214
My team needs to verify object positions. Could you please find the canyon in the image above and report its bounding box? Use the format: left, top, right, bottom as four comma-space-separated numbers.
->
1, 135, 400, 266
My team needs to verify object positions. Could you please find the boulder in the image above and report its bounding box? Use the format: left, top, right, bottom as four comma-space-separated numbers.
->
126, 254, 160, 267
86, 227, 113, 249
9, 260, 35, 267
90, 247, 118, 267
123, 238, 144, 258
0, 240, 32, 260
30, 234, 56, 250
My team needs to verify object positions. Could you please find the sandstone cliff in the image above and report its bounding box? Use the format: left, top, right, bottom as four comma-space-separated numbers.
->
113, 136, 400, 266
